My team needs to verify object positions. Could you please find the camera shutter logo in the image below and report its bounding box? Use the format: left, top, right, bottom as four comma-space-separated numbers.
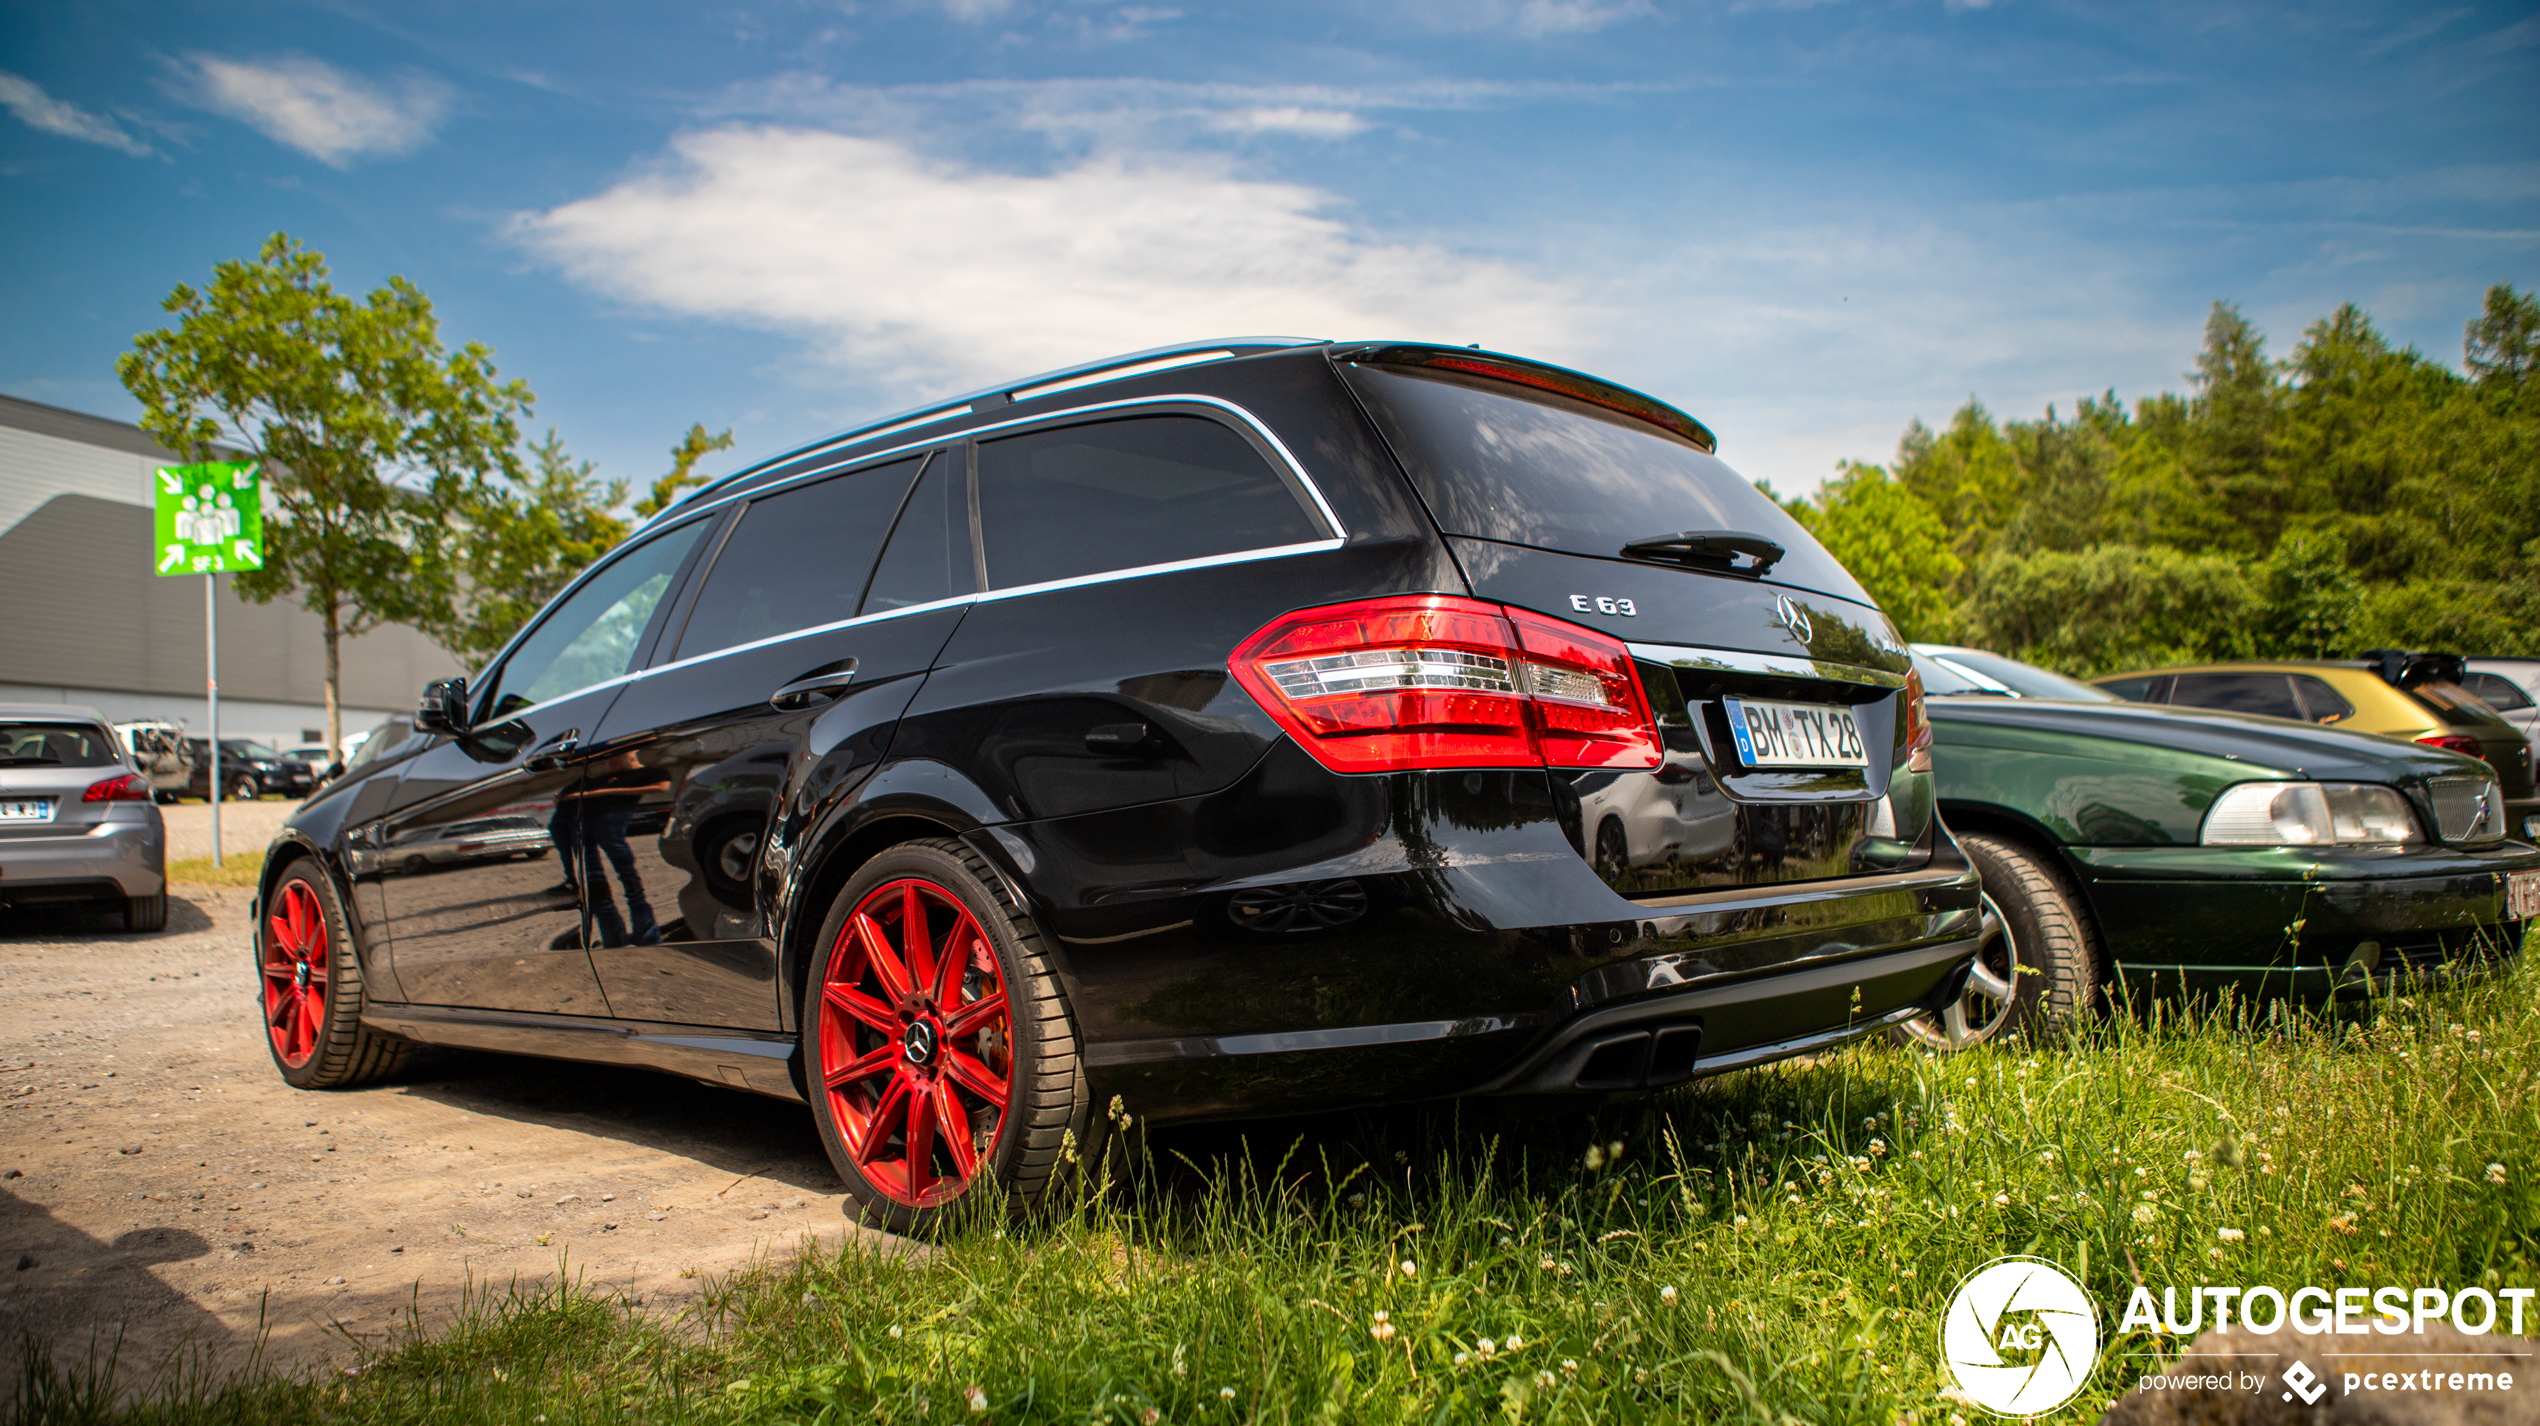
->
1938, 1256, 2101, 1416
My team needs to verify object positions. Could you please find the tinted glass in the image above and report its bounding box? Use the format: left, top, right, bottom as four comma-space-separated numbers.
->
487, 519, 711, 715
2463, 672, 2533, 712
1341, 365, 1868, 604
862, 455, 977, 614
224, 740, 282, 761
343, 718, 417, 776
2170, 673, 2302, 720
2407, 680, 2508, 728
2288, 675, 2357, 723
0, 722, 120, 768
1931, 649, 2119, 701
976, 416, 1321, 590
1910, 653, 2004, 696
673, 459, 919, 660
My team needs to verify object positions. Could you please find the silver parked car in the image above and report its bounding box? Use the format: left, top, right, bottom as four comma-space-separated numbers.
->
2463, 659, 2540, 774
1, 705, 168, 930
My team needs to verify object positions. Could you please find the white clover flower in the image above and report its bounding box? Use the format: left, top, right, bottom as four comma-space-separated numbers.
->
2488, 1163, 2508, 1185
1454, 1351, 1470, 1366
966, 1384, 989, 1414
2132, 1204, 2157, 1225
1220, 1386, 1238, 1400
1477, 1338, 1497, 1358
1584, 1144, 1607, 1172
888, 1324, 904, 1339
1370, 1310, 1397, 1343
1561, 1359, 1579, 1374
2218, 1227, 2245, 1242
1992, 1193, 2010, 1209
1400, 1260, 1418, 1278
1534, 1370, 1557, 1389
1508, 1334, 1526, 1350
1733, 1215, 1750, 1228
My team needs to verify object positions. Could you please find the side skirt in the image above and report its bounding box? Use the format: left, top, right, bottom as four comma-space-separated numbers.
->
362, 1003, 805, 1103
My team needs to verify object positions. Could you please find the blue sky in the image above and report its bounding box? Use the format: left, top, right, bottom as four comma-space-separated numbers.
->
3, 0, 2534, 499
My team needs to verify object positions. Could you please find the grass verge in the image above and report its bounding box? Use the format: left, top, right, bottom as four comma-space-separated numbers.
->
164, 851, 263, 888
15, 939, 2535, 1424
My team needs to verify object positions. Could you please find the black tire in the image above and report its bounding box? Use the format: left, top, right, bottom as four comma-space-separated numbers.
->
1593, 817, 1630, 882
1900, 832, 2102, 1049
123, 891, 168, 933
803, 837, 1089, 1235
259, 860, 410, 1089
227, 775, 260, 801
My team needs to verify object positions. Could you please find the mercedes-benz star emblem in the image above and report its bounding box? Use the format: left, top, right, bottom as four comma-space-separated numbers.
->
902, 1019, 939, 1066
1774, 593, 1813, 645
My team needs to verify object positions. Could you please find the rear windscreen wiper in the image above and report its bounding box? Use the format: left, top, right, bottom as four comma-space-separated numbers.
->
1619, 529, 1784, 578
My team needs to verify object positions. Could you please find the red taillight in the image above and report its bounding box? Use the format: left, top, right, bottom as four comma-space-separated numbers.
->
1903, 668, 1934, 773
83, 772, 152, 802
2417, 733, 2484, 757
1230, 595, 1662, 774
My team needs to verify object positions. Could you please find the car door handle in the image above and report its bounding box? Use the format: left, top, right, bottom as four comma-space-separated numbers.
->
771, 661, 858, 710
524, 731, 582, 772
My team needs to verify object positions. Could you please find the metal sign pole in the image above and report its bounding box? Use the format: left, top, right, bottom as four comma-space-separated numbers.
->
207, 571, 221, 869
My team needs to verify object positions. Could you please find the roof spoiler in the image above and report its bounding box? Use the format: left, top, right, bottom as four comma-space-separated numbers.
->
1338, 345, 1717, 453
2363, 649, 2465, 689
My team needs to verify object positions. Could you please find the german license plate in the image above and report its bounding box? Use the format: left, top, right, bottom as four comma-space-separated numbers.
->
0, 797, 57, 823
2510, 869, 2540, 921
1722, 697, 1870, 769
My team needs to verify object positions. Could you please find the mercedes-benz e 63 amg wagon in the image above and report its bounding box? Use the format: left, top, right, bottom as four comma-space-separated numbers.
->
252, 338, 1983, 1229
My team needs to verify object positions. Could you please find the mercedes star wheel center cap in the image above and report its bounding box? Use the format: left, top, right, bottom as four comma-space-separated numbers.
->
903, 1019, 938, 1066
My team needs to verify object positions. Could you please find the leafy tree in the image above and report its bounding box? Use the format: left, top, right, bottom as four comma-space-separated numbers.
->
119, 234, 530, 750
635, 423, 735, 518
422, 431, 630, 670
1790, 463, 1961, 642
2465, 283, 2538, 390
1960, 545, 2259, 675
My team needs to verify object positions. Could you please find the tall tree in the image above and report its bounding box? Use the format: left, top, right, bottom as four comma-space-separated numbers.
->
2465, 283, 2538, 391
635, 423, 735, 518
421, 430, 630, 670
1793, 462, 1962, 642
120, 234, 531, 750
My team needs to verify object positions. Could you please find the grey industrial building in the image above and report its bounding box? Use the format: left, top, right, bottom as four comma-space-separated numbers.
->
1, 392, 462, 752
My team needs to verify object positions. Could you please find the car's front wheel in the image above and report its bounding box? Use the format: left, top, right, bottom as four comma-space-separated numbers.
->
1898, 832, 2102, 1050
260, 862, 410, 1088
805, 839, 1088, 1234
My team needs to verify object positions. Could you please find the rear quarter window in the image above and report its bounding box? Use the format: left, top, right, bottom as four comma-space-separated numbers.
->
2095, 676, 2166, 703
975, 415, 1323, 590
2288, 675, 2356, 723
1339, 364, 1868, 604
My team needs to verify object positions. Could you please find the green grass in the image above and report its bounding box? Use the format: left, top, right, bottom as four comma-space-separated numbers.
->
165, 850, 263, 888
17, 939, 2537, 1425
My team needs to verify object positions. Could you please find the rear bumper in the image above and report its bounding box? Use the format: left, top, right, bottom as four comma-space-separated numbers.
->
2068, 842, 2538, 1001
0, 818, 166, 902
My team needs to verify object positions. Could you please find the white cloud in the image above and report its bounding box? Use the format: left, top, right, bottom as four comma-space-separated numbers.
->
0, 72, 151, 156
1209, 106, 1368, 137
183, 54, 450, 166
512, 125, 1593, 398
1396, 0, 1656, 38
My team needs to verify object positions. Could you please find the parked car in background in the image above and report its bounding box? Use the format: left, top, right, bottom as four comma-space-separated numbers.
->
184, 738, 314, 801
1907, 644, 2537, 1048
282, 745, 338, 784
1, 704, 167, 930
2462, 659, 2540, 775
253, 337, 1983, 1232
111, 720, 194, 803
2093, 654, 2539, 841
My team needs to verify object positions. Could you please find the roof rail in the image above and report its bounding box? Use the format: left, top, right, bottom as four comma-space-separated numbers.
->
654, 336, 1323, 522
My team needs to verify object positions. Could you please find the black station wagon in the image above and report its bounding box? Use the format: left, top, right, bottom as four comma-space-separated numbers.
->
254, 339, 1984, 1229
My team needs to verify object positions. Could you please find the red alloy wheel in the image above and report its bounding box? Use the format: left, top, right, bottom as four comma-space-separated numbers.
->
818, 878, 1014, 1208
262, 880, 329, 1067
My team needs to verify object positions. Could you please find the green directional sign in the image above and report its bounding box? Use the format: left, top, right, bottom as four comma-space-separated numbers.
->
153, 461, 264, 575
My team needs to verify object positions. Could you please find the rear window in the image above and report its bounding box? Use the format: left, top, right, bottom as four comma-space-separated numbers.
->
975, 415, 1323, 590
1930, 649, 2117, 702
2171, 672, 2303, 721
673, 458, 919, 659
1341, 364, 1868, 604
2407, 680, 2504, 728
0, 722, 121, 768
1910, 653, 2005, 696
2464, 672, 2533, 711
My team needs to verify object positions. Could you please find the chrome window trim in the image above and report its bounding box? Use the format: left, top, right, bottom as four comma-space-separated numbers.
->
1627, 641, 1909, 690
973, 538, 1345, 606
658, 393, 1349, 542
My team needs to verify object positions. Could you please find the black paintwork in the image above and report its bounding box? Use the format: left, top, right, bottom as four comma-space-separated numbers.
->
259, 343, 1981, 1125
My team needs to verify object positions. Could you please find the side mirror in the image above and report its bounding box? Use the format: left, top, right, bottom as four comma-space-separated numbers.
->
417, 676, 471, 735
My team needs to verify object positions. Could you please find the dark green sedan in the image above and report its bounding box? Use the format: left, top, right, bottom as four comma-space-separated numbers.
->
1904, 644, 2539, 1047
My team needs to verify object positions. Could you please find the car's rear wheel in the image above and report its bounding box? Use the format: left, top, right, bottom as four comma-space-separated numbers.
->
260, 862, 410, 1088
123, 890, 167, 933
1898, 832, 2101, 1050
227, 774, 260, 801
805, 838, 1087, 1234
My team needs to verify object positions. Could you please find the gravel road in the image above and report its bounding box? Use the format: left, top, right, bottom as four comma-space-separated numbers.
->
0, 883, 886, 1403
157, 800, 294, 862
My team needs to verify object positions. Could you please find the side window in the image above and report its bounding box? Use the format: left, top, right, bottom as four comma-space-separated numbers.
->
975, 415, 1322, 590
862, 452, 977, 614
482, 519, 712, 717
2463, 672, 2533, 712
2288, 675, 2357, 723
2097, 676, 2159, 703
2170, 672, 2302, 720
672, 459, 920, 660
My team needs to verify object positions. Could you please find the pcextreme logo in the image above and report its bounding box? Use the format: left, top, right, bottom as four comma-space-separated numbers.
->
1938, 1256, 2102, 1417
